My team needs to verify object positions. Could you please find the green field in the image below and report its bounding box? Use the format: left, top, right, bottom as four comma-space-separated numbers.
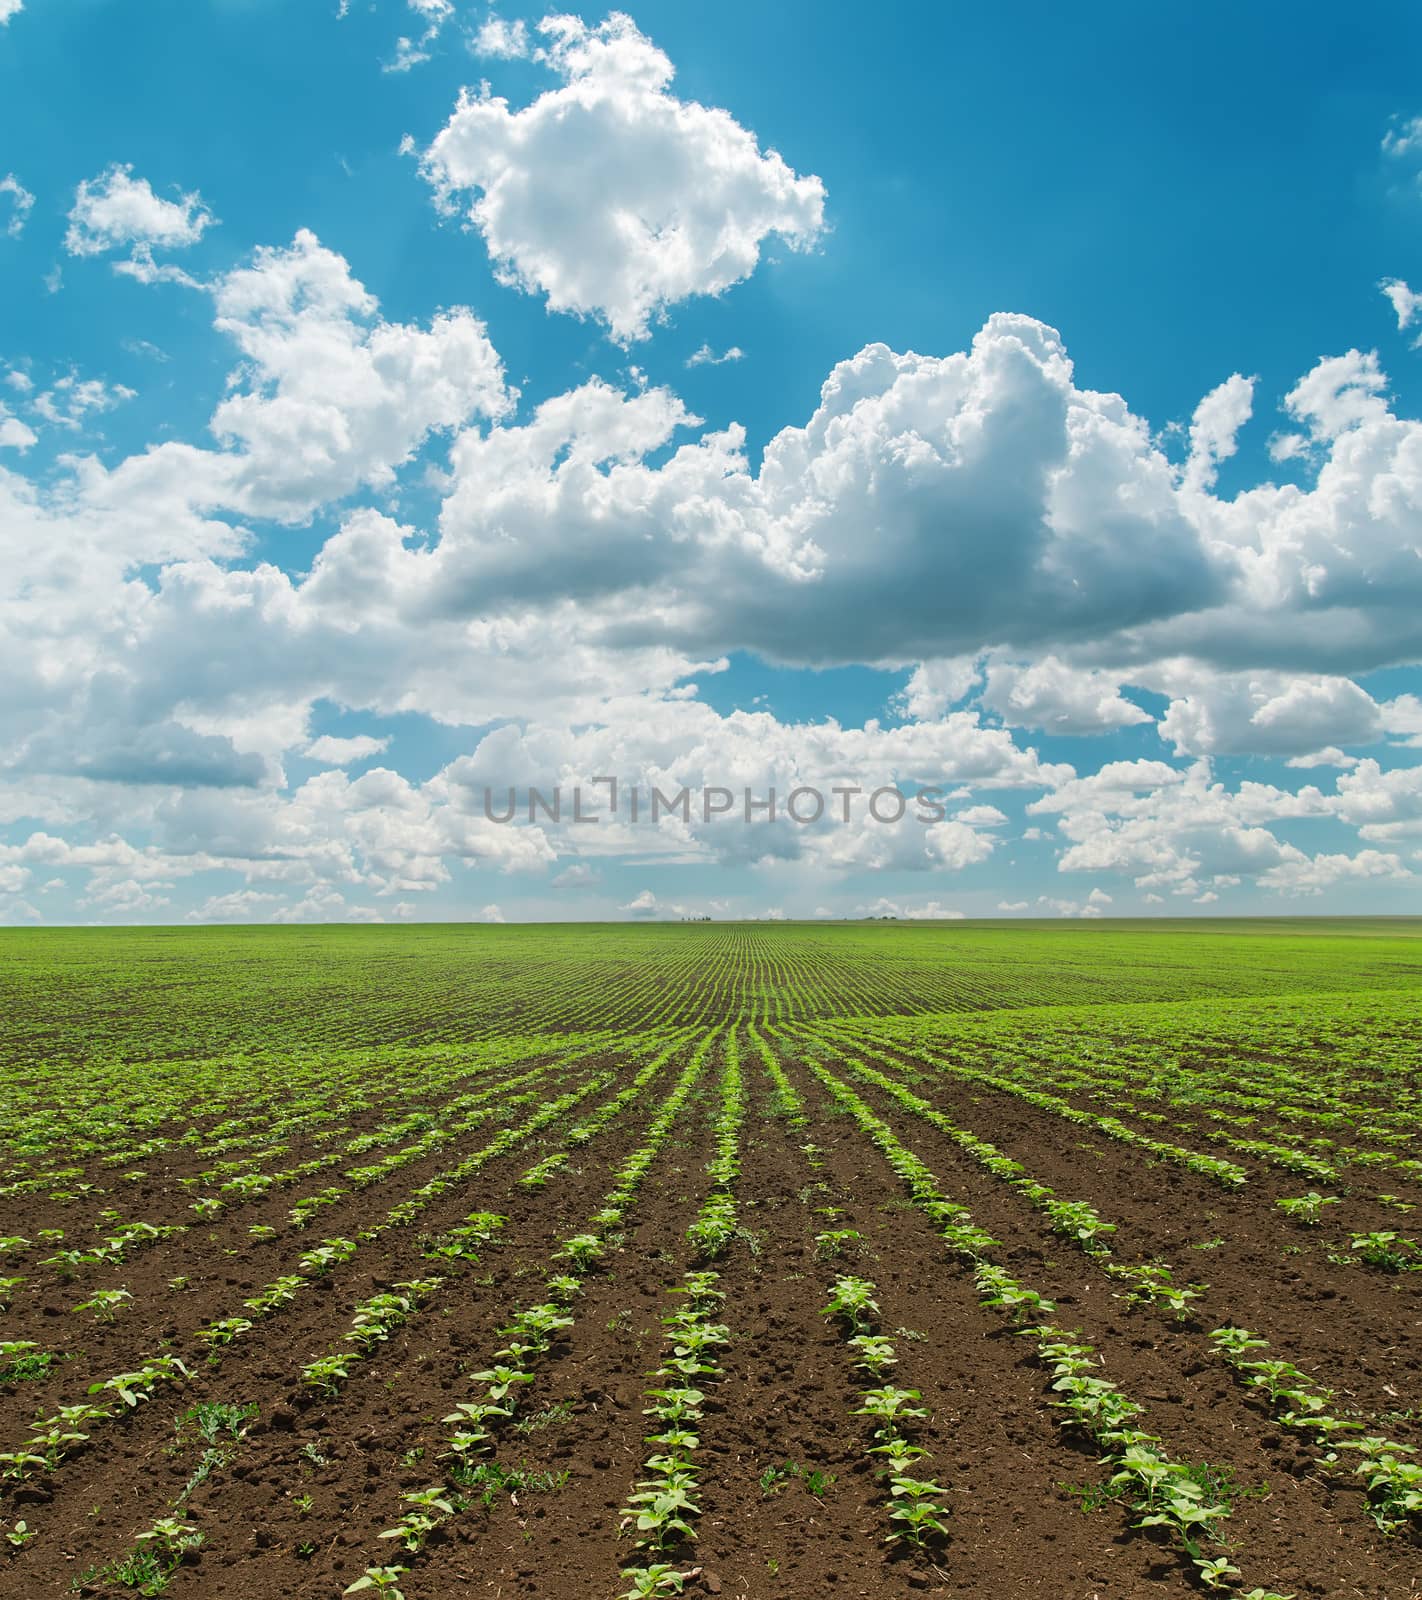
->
0, 919, 1419, 1600
4, 916, 1422, 1066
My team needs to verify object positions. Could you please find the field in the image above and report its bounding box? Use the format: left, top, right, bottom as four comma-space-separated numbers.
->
0, 919, 1419, 1600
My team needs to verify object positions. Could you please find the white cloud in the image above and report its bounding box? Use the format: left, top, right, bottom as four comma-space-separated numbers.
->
981, 655, 1152, 735
955, 803, 1007, 827
1281, 348, 1389, 442
65, 165, 215, 272
552, 861, 598, 887
473, 16, 530, 58
1181, 373, 1253, 493
1381, 277, 1422, 342
1382, 114, 1422, 159
0, 413, 37, 451
1286, 747, 1359, 769
996, 899, 1029, 912
1029, 759, 1329, 898
0, 2, 22, 27
437, 694, 1063, 875
686, 343, 744, 368
75, 230, 511, 527
1381, 694, 1422, 748
1, 173, 33, 237
1029, 758, 1185, 815
305, 734, 391, 766
386, 0, 455, 72
1258, 847, 1410, 896
1156, 669, 1384, 758
422, 12, 825, 341
621, 888, 663, 917
1037, 887, 1112, 918
1329, 758, 1422, 842
187, 889, 281, 922
857, 897, 965, 919
31, 373, 135, 431
425, 317, 1224, 665
896, 658, 982, 720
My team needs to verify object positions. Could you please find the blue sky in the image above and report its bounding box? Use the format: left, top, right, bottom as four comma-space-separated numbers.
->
2, 0, 1422, 923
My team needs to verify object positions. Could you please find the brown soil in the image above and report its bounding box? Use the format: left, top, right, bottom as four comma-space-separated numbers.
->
2, 1040, 1418, 1600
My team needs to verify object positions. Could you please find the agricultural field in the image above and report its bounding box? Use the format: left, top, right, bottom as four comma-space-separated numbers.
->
0, 920, 1419, 1600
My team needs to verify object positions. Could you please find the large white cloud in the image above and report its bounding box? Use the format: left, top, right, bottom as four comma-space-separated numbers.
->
421, 11, 825, 341
419, 315, 1227, 666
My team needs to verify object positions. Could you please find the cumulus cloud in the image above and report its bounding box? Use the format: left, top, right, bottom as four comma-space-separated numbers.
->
1027, 759, 1324, 898
203, 229, 510, 519
956, 803, 1007, 827
1330, 758, 1422, 842
51, 230, 509, 540
620, 888, 683, 918
0, 2, 23, 27
66, 165, 215, 281
1156, 669, 1385, 758
422, 316, 1228, 666
186, 889, 281, 922
422, 11, 825, 341
980, 656, 1152, 735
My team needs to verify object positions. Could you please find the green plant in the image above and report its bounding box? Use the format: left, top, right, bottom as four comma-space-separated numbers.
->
1275, 1192, 1339, 1225
345, 1566, 409, 1599
885, 1474, 950, 1547
1349, 1230, 1419, 1272
821, 1275, 879, 1333
618, 1565, 693, 1599
0, 1340, 55, 1382
177, 1401, 258, 1446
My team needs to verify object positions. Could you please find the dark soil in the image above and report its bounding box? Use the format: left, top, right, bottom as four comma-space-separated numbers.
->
2, 1038, 1418, 1600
